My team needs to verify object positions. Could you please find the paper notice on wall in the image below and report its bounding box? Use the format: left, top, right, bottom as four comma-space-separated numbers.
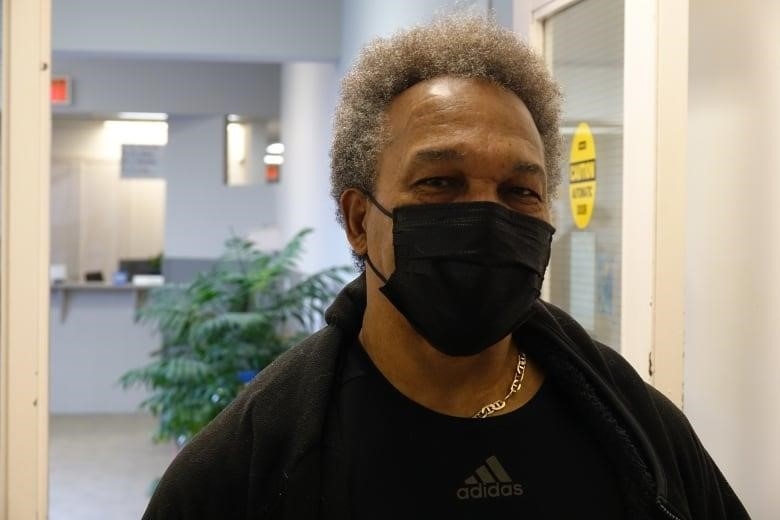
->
569, 230, 596, 332
121, 145, 163, 178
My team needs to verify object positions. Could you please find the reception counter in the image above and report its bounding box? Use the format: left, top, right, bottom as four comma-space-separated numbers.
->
50, 283, 159, 414
51, 282, 151, 322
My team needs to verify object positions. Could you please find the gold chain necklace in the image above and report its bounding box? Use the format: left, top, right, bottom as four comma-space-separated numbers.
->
472, 351, 527, 419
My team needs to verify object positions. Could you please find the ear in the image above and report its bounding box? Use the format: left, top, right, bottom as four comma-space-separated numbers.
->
340, 188, 368, 256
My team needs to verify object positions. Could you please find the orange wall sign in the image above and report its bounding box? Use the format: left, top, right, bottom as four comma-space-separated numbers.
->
51, 76, 71, 106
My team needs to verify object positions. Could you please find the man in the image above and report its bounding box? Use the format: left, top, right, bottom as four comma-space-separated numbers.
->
144, 16, 749, 519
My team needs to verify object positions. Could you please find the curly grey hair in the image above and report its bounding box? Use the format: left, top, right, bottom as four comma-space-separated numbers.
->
330, 14, 563, 228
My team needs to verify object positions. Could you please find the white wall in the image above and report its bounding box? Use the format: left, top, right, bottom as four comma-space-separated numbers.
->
52, 0, 341, 62
118, 179, 166, 261
278, 62, 351, 273
51, 119, 166, 280
686, 1, 780, 518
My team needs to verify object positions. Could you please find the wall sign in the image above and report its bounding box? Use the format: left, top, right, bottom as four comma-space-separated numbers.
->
51, 76, 72, 106
569, 122, 597, 229
265, 164, 280, 183
121, 144, 163, 178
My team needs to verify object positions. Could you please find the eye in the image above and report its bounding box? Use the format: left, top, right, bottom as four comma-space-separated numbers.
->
504, 185, 542, 201
415, 176, 458, 189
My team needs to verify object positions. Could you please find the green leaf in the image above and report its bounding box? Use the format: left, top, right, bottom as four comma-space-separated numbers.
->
119, 228, 350, 443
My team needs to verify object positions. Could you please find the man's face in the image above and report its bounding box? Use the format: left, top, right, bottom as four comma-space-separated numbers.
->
345, 75, 549, 277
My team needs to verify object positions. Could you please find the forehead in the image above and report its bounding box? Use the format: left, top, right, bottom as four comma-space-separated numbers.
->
382, 76, 543, 153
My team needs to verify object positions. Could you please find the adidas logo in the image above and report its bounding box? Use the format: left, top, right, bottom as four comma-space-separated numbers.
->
456, 455, 524, 500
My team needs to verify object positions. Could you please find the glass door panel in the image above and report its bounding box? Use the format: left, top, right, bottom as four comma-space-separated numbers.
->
544, 0, 625, 350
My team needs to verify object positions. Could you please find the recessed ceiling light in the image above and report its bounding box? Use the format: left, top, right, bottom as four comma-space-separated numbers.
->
117, 112, 168, 121
266, 142, 284, 155
263, 154, 284, 165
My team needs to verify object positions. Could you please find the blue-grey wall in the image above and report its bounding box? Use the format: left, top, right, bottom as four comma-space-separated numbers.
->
52, 0, 342, 62
52, 58, 281, 118
163, 115, 278, 259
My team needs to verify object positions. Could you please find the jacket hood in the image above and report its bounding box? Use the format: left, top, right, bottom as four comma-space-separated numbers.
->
324, 273, 366, 336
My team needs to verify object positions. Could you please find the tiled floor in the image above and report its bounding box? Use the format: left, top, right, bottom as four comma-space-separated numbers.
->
49, 414, 175, 520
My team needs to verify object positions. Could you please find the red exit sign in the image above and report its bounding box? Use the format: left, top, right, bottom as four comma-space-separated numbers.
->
51, 76, 71, 106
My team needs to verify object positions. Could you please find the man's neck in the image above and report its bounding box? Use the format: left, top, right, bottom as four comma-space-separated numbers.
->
358, 288, 543, 418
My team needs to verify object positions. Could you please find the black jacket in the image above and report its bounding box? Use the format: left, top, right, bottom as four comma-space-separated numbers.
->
144, 275, 749, 519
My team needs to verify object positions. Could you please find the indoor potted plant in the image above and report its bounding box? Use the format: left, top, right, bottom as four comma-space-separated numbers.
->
120, 229, 351, 446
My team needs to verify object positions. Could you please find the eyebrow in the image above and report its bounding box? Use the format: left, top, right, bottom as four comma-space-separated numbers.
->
409, 148, 545, 176
512, 162, 545, 176
410, 148, 465, 164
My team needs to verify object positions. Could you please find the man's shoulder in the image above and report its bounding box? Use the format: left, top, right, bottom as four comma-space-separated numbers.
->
143, 325, 347, 519
202, 324, 346, 450
529, 300, 633, 379
533, 300, 664, 408
532, 300, 749, 518
244, 326, 344, 400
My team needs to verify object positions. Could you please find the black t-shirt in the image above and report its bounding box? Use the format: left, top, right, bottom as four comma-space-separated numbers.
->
338, 342, 625, 519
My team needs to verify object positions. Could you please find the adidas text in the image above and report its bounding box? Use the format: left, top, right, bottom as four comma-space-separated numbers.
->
456, 483, 524, 500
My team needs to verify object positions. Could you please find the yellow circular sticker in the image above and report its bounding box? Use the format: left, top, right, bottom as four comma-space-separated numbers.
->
569, 122, 597, 229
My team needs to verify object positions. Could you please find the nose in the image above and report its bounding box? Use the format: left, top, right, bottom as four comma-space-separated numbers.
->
459, 179, 505, 206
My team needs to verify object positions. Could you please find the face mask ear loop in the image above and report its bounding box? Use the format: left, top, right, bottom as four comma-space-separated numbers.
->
359, 189, 393, 219
358, 188, 392, 284
364, 254, 389, 284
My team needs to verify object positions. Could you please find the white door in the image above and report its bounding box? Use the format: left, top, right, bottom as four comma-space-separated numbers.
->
523, 0, 688, 405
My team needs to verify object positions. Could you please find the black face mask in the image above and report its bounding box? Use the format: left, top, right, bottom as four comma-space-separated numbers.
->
363, 193, 555, 357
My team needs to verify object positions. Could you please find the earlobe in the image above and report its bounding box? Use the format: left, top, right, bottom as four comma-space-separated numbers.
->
340, 189, 368, 256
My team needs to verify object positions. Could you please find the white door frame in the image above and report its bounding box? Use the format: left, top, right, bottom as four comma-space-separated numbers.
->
520, 0, 688, 406
0, 0, 52, 517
